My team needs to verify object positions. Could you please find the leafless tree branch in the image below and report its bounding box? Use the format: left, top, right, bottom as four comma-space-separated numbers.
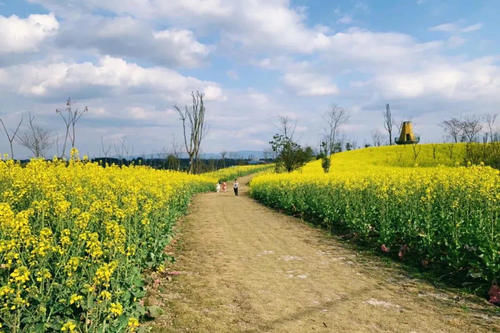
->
323, 105, 349, 155
0, 115, 23, 159
56, 97, 88, 158
383, 104, 394, 145
174, 91, 206, 173
17, 113, 52, 158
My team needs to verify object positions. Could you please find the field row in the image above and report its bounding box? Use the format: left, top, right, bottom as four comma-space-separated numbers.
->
251, 145, 499, 286
0, 156, 269, 332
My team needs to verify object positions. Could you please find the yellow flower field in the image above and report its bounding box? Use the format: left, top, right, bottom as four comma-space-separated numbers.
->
251, 144, 499, 285
204, 164, 273, 182
0, 152, 216, 332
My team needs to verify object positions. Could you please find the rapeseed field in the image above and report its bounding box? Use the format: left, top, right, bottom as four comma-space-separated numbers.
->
251, 144, 499, 286
0, 150, 266, 332
204, 164, 273, 182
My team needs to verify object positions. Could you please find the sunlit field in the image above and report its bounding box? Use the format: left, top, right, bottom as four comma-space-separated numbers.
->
251, 144, 499, 285
0, 152, 269, 332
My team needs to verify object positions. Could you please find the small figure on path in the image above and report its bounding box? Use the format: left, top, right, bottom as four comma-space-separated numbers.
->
216, 182, 221, 193
222, 181, 227, 192
233, 179, 239, 196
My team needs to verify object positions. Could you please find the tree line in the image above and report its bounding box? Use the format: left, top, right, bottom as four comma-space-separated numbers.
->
1, 94, 498, 172
269, 102, 499, 173
0, 92, 271, 173
0, 98, 86, 160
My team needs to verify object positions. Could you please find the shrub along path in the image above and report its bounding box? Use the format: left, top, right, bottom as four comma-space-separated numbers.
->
145, 175, 499, 332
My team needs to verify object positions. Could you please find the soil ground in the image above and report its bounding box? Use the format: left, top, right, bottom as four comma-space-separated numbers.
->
144, 175, 500, 332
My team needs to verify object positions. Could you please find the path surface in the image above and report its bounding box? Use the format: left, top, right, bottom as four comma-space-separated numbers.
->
145, 175, 499, 332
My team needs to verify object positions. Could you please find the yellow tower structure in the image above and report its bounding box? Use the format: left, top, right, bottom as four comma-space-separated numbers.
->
396, 121, 419, 144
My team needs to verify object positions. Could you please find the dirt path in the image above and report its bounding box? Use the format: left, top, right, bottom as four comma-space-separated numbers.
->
145, 175, 499, 332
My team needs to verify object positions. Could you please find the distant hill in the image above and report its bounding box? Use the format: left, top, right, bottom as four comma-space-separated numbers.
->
200, 151, 267, 160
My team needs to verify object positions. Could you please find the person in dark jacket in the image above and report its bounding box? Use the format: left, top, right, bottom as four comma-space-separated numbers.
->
233, 179, 239, 196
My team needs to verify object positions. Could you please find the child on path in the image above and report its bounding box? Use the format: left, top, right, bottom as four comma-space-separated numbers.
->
222, 181, 227, 192
233, 179, 239, 196
216, 182, 221, 193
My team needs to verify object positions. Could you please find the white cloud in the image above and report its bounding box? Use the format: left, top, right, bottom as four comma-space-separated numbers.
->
324, 29, 442, 70
55, 15, 211, 68
216, 1, 331, 53
461, 23, 482, 33
0, 56, 224, 101
30, 0, 332, 54
429, 22, 482, 33
283, 72, 338, 96
6, 0, 499, 155
153, 29, 211, 67
0, 13, 58, 54
371, 58, 500, 101
429, 23, 457, 32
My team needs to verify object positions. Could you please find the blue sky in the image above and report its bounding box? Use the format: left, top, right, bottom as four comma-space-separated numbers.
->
0, 0, 499, 158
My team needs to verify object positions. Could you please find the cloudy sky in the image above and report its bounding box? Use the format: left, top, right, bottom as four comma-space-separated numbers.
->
0, 0, 499, 158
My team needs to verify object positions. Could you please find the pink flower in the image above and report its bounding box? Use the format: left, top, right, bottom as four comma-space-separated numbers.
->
489, 284, 500, 305
398, 244, 409, 260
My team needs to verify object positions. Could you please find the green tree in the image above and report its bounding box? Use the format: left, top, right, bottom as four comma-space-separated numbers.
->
320, 141, 331, 173
269, 134, 313, 172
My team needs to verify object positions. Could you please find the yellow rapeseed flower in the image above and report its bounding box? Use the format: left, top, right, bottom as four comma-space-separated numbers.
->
61, 320, 77, 332
109, 302, 123, 317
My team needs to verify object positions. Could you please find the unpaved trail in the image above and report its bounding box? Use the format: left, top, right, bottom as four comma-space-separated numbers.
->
145, 175, 499, 332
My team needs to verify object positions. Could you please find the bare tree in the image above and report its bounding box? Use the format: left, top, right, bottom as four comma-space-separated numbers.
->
431, 144, 438, 160
383, 104, 394, 145
175, 91, 207, 174
394, 120, 404, 139
461, 116, 483, 143
0, 115, 23, 159
371, 129, 384, 147
484, 113, 498, 143
17, 113, 52, 158
56, 97, 88, 158
55, 134, 61, 157
220, 151, 227, 168
100, 136, 112, 158
263, 148, 274, 160
170, 135, 182, 160
440, 118, 463, 143
113, 136, 132, 160
323, 105, 349, 155
277, 115, 297, 139
351, 138, 358, 150
412, 142, 422, 162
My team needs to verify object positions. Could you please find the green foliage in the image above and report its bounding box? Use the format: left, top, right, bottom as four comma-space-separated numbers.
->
464, 142, 500, 169
320, 142, 330, 173
270, 134, 314, 172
